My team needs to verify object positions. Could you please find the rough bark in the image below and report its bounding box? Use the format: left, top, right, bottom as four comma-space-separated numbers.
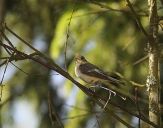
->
147, 0, 160, 127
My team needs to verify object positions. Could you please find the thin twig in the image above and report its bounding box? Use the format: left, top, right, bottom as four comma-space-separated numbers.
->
88, 0, 128, 13
133, 55, 149, 66
64, 104, 90, 112
94, 113, 102, 128
48, 91, 64, 128
61, 113, 90, 120
0, 40, 13, 55
90, 102, 102, 128
0, 58, 9, 101
135, 87, 141, 128
1, 31, 15, 48
10, 62, 29, 75
64, 1, 76, 70
5, 25, 40, 54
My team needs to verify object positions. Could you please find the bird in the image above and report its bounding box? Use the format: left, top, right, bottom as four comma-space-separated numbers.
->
74, 54, 123, 88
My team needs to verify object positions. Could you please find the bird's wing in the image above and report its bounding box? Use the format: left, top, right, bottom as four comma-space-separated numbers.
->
79, 63, 121, 83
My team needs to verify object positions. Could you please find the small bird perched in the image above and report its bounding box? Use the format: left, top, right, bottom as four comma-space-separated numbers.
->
74, 54, 123, 87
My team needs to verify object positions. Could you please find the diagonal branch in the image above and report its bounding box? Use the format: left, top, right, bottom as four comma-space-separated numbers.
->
126, 0, 148, 37
88, 0, 128, 13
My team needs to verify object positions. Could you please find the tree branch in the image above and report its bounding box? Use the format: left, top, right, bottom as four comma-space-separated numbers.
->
147, 0, 160, 127
126, 0, 148, 37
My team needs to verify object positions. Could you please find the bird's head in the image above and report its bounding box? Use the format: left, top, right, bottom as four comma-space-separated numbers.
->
75, 54, 87, 64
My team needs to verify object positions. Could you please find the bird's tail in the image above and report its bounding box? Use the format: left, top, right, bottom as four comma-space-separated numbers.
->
105, 72, 145, 87
106, 72, 125, 87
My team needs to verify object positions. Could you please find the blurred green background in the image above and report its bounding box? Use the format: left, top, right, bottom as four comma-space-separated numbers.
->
0, 0, 163, 128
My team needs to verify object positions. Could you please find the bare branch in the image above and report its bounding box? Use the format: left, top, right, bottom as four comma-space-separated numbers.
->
133, 55, 149, 66
126, 0, 148, 37
64, 1, 76, 70
88, 0, 128, 13
48, 91, 64, 128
